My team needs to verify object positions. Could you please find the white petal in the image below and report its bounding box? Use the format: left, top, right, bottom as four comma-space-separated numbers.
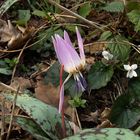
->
124, 65, 131, 71
131, 64, 138, 70
102, 51, 113, 60
132, 70, 137, 77
127, 70, 137, 78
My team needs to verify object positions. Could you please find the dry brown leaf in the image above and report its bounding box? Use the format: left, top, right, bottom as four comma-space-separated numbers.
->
10, 77, 32, 92
0, 20, 34, 51
97, 119, 113, 128
35, 75, 74, 119
84, 42, 107, 54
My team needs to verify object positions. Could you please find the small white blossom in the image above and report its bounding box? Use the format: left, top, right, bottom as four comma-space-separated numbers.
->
102, 51, 113, 60
124, 64, 138, 78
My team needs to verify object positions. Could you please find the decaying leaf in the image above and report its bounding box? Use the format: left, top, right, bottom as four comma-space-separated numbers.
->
0, 19, 34, 51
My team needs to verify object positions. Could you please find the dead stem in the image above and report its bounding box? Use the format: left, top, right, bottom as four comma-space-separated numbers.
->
47, 0, 104, 31
1, 99, 5, 140
6, 86, 19, 140
0, 81, 22, 94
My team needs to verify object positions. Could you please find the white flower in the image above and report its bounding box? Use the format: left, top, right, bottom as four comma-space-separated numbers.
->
124, 64, 138, 78
102, 51, 113, 60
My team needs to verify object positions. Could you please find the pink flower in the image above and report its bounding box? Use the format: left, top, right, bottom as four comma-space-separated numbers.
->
52, 27, 86, 113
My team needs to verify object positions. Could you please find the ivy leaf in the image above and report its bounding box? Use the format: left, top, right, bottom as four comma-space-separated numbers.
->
107, 35, 131, 61
78, 2, 91, 18
87, 61, 114, 90
102, 1, 124, 13
99, 31, 113, 41
127, 10, 140, 32
109, 93, 140, 128
4, 93, 72, 140
63, 128, 140, 140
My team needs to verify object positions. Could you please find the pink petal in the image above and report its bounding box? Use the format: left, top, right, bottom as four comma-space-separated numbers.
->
54, 34, 81, 73
76, 27, 85, 61
64, 31, 73, 47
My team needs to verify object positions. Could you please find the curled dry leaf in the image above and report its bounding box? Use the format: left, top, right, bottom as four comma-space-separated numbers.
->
0, 19, 35, 52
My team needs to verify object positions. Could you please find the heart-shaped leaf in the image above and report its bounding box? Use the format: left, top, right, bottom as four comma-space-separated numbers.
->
87, 61, 114, 89
109, 93, 140, 128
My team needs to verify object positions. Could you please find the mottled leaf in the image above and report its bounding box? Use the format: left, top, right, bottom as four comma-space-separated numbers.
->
63, 128, 140, 140
87, 61, 113, 89
4, 93, 72, 140
13, 116, 49, 140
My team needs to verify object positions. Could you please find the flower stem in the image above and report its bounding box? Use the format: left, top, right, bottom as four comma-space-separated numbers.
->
59, 65, 66, 137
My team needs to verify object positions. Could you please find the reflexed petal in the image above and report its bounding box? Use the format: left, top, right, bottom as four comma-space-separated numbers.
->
64, 31, 73, 47
76, 27, 85, 62
52, 36, 62, 64
54, 34, 77, 72
131, 64, 138, 70
124, 65, 131, 71
55, 34, 82, 72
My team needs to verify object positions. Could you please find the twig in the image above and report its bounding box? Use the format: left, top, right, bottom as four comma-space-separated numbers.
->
0, 81, 22, 93
1, 99, 5, 140
6, 86, 19, 140
47, 0, 104, 31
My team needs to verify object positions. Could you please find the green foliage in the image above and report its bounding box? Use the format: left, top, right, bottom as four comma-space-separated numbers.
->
107, 35, 131, 61
126, 1, 140, 11
99, 31, 113, 41
68, 96, 86, 108
16, 10, 31, 26
109, 92, 140, 128
127, 10, 140, 32
102, 1, 124, 13
0, 58, 18, 75
32, 10, 46, 18
13, 116, 49, 140
87, 61, 114, 90
0, 0, 19, 16
78, 2, 91, 18
63, 128, 140, 140
4, 93, 72, 140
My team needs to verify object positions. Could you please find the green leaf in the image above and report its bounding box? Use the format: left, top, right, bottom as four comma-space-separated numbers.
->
0, 0, 19, 16
4, 93, 72, 140
13, 116, 49, 140
127, 10, 140, 32
109, 93, 140, 128
0, 68, 12, 75
126, 1, 140, 11
128, 77, 140, 100
99, 31, 113, 41
32, 10, 46, 18
16, 10, 31, 25
107, 35, 131, 61
78, 2, 91, 18
87, 61, 114, 90
63, 128, 140, 140
102, 1, 124, 13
